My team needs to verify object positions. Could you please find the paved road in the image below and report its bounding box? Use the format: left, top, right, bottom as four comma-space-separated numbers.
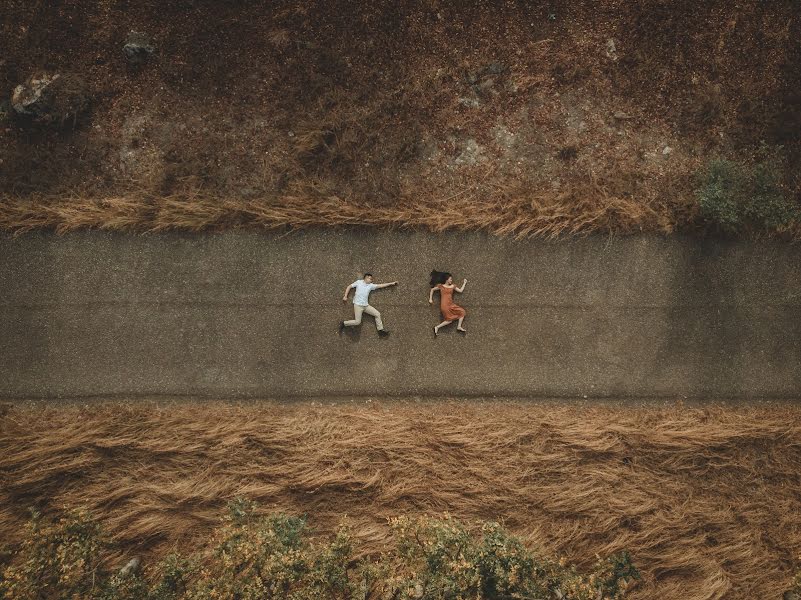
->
1, 230, 800, 399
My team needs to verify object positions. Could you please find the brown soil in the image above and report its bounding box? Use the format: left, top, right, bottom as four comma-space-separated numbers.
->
1, 0, 799, 235
1, 399, 800, 599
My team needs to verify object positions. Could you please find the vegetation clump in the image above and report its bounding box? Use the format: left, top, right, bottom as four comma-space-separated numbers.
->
0, 499, 639, 600
696, 154, 799, 233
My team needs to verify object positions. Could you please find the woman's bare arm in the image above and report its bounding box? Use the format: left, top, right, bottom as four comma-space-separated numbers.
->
429, 286, 439, 304
456, 278, 468, 293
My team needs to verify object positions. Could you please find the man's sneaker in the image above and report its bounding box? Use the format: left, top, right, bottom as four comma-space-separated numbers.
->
338, 321, 346, 334
378, 329, 390, 338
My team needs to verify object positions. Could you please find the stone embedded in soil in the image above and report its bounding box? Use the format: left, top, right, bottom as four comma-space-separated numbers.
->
11, 72, 89, 122
453, 138, 485, 166
605, 38, 619, 61
123, 31, 156, 65
485, 62, 505, 75
478, 77, 496, 91
118, 557, 141, 576
12, 73, 60, 115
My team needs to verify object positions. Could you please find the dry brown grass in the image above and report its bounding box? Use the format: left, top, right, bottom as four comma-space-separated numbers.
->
1, 399, 800, 599
0, 180, 679, 239
2, 1, 798, 238
4, 178, 795, 238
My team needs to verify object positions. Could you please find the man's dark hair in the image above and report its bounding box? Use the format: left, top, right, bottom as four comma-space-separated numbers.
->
363, 273, 373, 278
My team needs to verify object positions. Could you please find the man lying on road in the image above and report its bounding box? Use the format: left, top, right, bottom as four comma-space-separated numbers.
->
339, 273, 397, 338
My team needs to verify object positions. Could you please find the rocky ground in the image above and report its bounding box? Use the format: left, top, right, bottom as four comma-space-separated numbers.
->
1, 0, 799, 234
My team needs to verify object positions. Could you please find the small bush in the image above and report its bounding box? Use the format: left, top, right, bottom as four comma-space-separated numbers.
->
0, 508, 104, 600
787, 559, 801, 598
0, 501, 640, 600
696, 154, 798, 233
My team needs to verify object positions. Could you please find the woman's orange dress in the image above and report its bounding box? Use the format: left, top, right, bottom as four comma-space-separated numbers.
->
437, 284, 466, 320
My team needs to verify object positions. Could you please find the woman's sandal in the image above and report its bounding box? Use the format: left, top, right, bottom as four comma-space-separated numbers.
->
457, 327, 467, 334
433, 326, 438, 337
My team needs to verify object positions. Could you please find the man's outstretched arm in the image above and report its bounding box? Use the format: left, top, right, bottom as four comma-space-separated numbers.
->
374, 281, 399, 289
342, 285, 352, 302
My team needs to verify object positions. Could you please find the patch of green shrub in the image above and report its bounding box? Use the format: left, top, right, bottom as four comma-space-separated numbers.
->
0, 501, 640, 600
787, 559, 801, 599
0, 508, 103, 600
696, 153, 798, 233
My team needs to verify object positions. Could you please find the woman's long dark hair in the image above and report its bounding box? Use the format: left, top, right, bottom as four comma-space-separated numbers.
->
430, 270, 451, 287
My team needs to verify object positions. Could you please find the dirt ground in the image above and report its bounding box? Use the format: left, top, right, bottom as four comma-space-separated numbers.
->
1, 0, 799, 235
1, 398, 800, 600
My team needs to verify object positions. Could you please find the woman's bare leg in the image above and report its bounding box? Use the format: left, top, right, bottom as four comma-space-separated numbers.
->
457, 317, 466, 332
434, 319, 453, 336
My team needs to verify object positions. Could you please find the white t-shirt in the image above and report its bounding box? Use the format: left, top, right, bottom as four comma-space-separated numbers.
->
351, 279, 377, 306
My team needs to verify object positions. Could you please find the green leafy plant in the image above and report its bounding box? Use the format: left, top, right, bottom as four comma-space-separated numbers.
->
0, 508, 104, 600
786, 558, 801, 599
696, 152, 798, 233
0, 502, 640, 600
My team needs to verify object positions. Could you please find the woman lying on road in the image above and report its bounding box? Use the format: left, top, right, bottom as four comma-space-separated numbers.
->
429, 270, 467, 336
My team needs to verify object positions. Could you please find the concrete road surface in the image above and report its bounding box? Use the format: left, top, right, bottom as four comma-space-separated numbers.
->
1, 230, 800, 399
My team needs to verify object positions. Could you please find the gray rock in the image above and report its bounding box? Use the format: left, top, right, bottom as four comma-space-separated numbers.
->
662, 145, 673, 155
12, 73, 59, 115
485, 62, 505, 75
123, 31, 155, 65
605, 38, 618, 61
11, 72, 89, 123
613, 111, 632, 120
505, 79, 520, 94
239, 187, 260, 200
453, 138, 485, 165
119, 557, 141, 577
478, 77, 495, 90
493, 125, 515, 149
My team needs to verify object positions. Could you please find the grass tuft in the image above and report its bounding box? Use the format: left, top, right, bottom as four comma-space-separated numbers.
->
1, 399, 800, 599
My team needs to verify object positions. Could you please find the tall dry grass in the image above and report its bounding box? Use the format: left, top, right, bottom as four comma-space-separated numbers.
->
1, 399, 800, 599
0, 185, 674, 239
2, 169, 797, 239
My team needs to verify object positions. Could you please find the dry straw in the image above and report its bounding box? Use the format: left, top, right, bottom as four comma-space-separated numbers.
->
0, 186, 670, 239
1, 399, 800, 599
